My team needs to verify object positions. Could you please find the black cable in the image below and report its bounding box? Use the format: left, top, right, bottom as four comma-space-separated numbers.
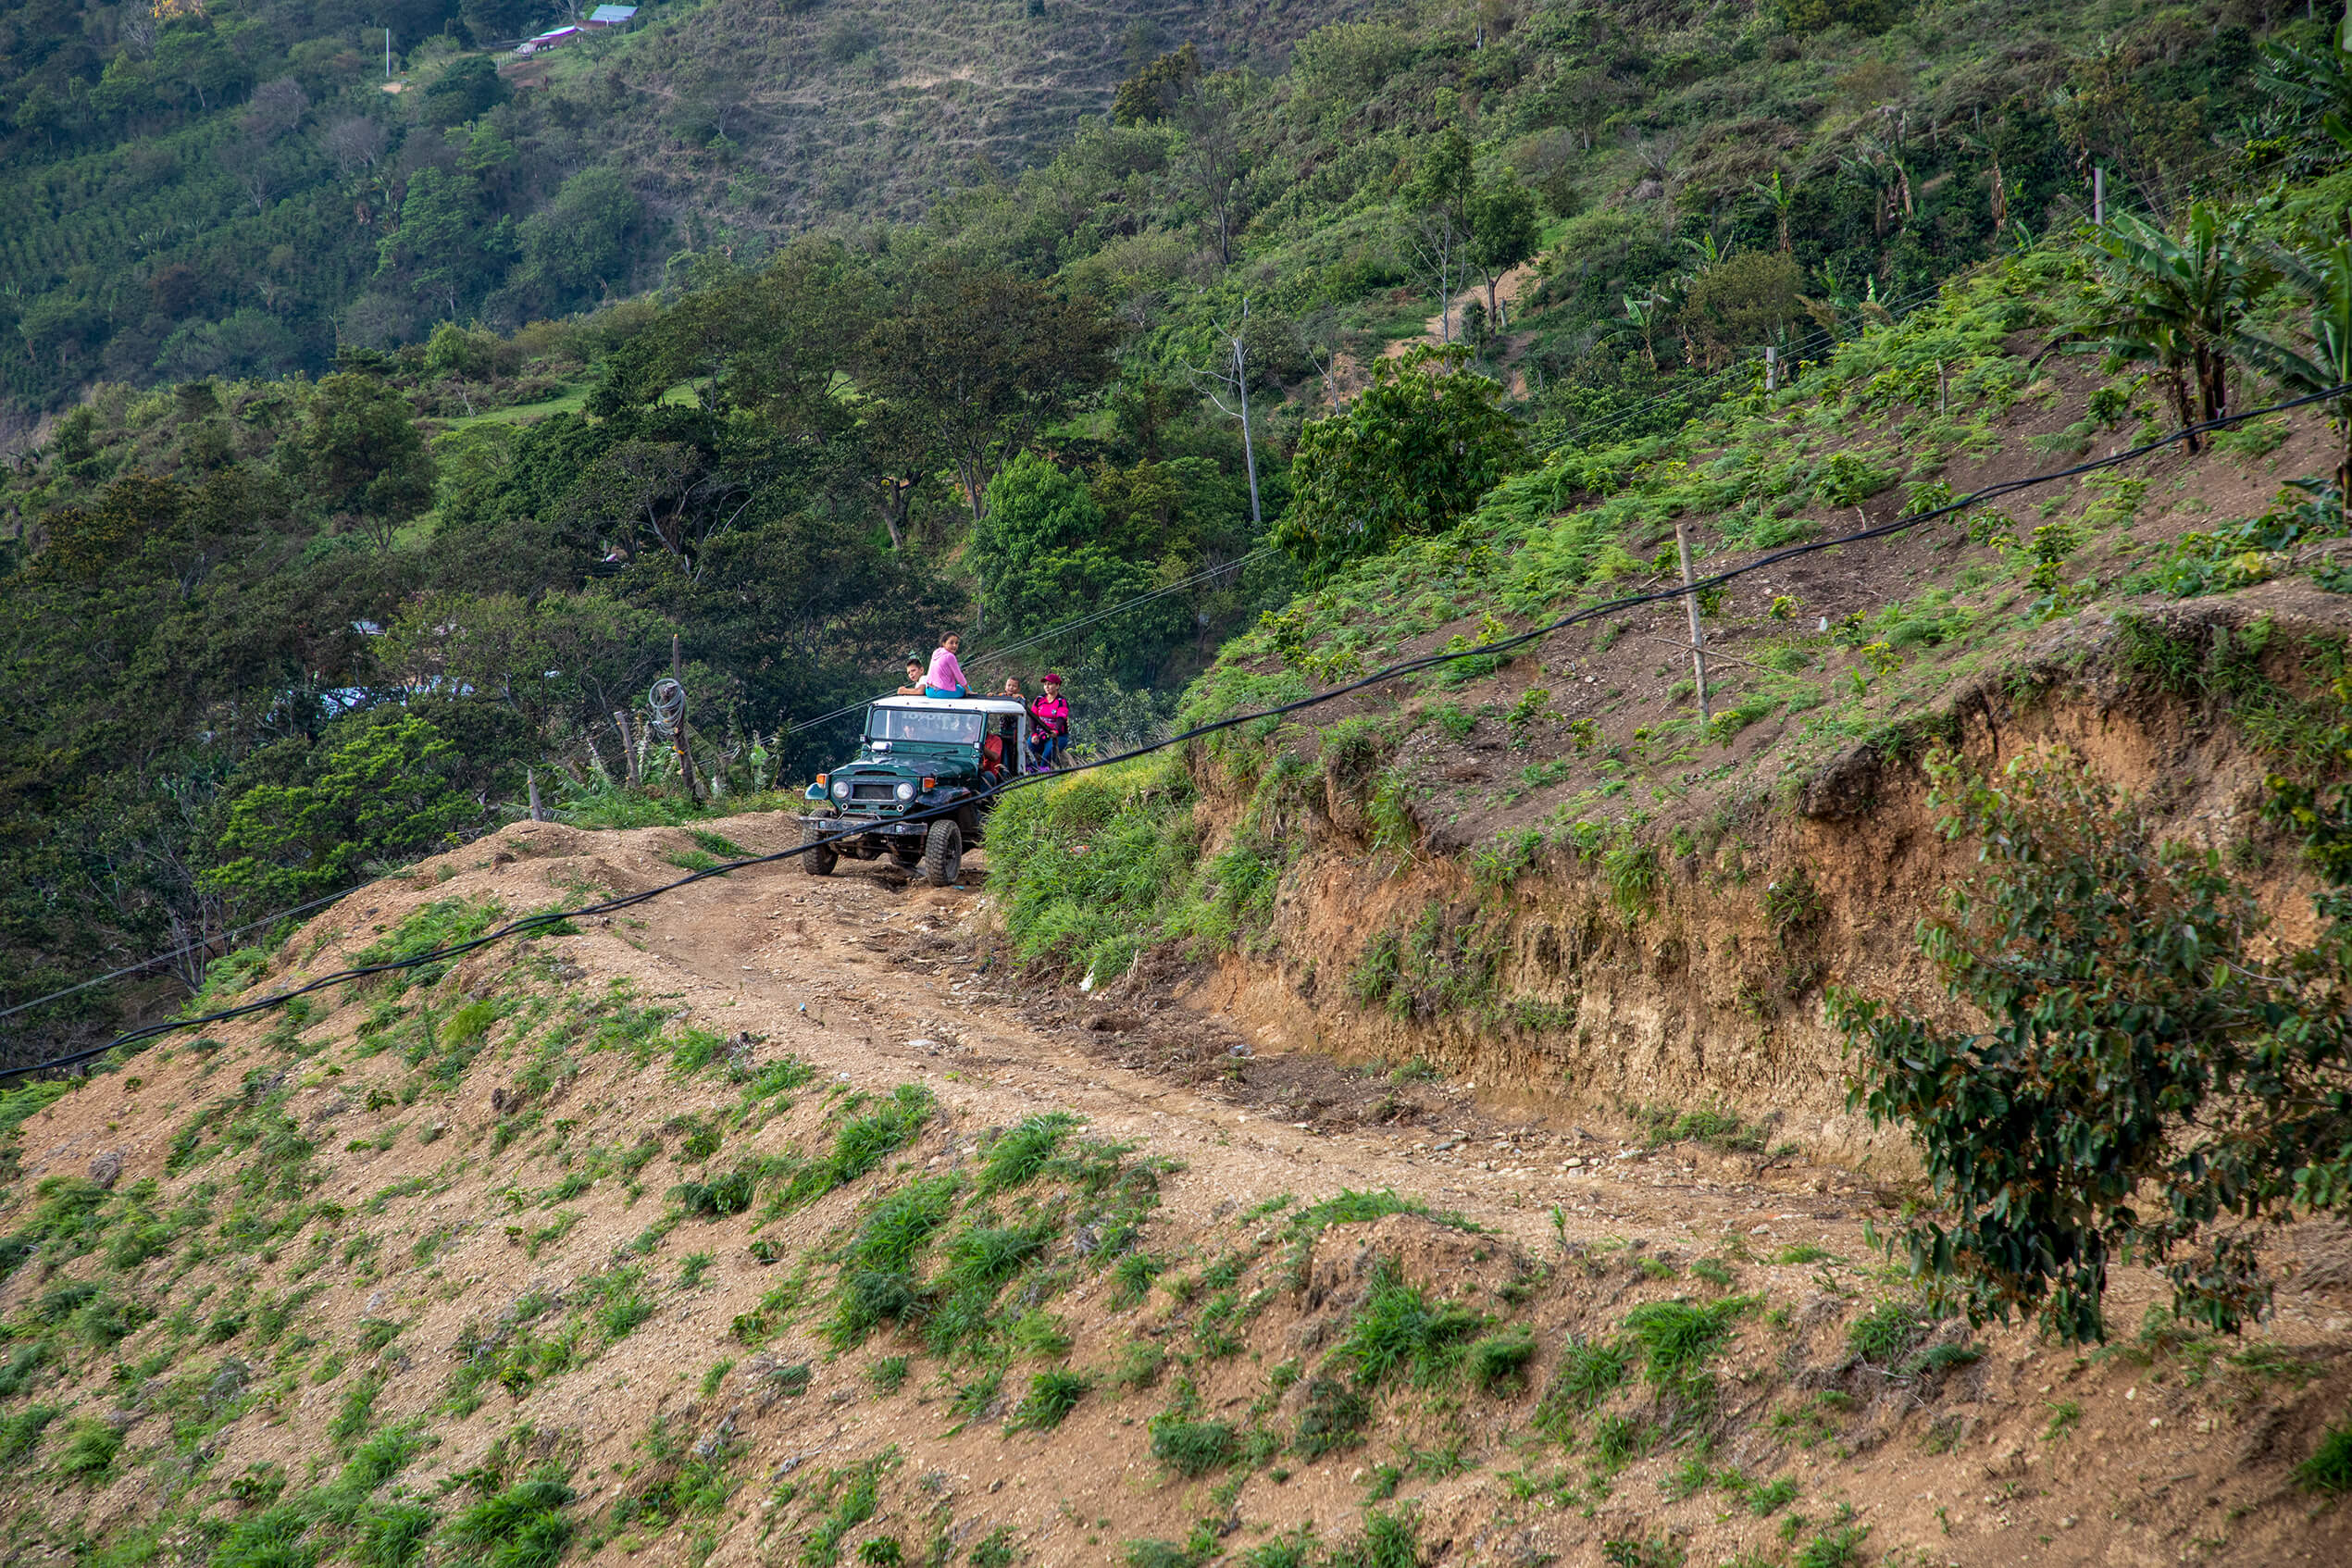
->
3, 549, 1276, 1027
0, 886, 363, 1025
5, 383, 2338, 1087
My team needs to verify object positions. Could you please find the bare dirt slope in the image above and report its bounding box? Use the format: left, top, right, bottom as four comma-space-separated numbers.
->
7, 816, 2351, 1568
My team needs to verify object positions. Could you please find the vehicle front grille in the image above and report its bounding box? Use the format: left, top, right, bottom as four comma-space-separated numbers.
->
850, 783, 897, 802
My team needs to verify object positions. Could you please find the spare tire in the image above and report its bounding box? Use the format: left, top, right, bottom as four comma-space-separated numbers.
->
800, 817, 839, 877
920, 819, 963, 887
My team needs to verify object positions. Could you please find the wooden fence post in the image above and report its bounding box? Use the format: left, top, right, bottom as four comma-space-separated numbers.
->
1675, 518, 1711, 728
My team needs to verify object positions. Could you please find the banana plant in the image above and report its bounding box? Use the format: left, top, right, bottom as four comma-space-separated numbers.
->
2238, 238, 2352, 517
1750, 170, 1795, 254
2075, 202, 2271, 452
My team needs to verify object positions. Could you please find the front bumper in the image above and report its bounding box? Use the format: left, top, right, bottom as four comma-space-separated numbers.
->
807, 814, 928, 839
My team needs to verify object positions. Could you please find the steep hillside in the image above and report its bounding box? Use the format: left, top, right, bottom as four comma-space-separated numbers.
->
988, 234, 2352, 1163
588, 0, 1356, 231
5, 815, 2350, 1568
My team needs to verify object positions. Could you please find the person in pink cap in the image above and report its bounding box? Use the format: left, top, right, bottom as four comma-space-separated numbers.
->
923, 633, 969, 699
1027, 673, 1070, 769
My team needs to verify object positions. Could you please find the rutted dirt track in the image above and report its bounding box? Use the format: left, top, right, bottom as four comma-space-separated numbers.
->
14, 814, 2352, 1567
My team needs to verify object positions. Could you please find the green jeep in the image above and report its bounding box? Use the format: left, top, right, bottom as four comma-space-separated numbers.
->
799, 695, 1031, 885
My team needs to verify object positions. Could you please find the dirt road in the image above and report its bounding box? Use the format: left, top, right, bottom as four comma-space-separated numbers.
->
541, 817, 2349, 1566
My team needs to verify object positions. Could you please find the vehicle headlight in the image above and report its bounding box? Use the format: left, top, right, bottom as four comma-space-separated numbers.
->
831, 780, 851, 799
895, 782, 915, 801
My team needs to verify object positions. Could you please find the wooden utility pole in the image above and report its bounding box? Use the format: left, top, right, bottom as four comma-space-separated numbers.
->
671, 634, 702, 804
2093, 167, 2105, 226
527, 768, 548, 822
613, 710, 641, 788
1675, 518, 1711, 727
1764, 345, 1777, 392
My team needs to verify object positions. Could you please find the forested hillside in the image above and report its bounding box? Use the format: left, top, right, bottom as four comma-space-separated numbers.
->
0, 0, 1346, 416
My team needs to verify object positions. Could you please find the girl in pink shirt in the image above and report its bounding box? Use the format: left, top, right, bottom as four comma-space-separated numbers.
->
924, 634, 969, 698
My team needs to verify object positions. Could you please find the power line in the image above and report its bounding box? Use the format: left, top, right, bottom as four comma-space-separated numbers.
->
7, 383, 2334, 1087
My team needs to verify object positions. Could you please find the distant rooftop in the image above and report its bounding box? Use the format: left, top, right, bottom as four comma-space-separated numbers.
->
587, 5, 638, 20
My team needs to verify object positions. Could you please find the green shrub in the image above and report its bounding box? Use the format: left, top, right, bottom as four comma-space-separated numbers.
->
1587, 1412, 1653, 1471
2299, 1421, 2352, 1493
1149, 1418, 1236, 1476
355, 1502, 437, 1568
1293, 1376, 1372, 1459
1326, 1507, 1423, 1568
442, 1468, 575, 1568
1465, 1325, 1537, 1394
979, 1113, 1080, 1191
1622, 1297, 1754, 1395
1009, 1369, 1091, 1431
0, 1404, 58, 1462
1532, 1335, 1626, 1439
1845, 1298, 1931, 1365
58, 1417, 122, 1481
1336, 1261, 1486, 1386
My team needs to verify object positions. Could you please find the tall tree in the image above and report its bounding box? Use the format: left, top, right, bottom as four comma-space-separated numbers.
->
860, 263, 1118, 529
1399, 123, 1475, 342
279, 373, 438, 550
1276, 344, 1526, 580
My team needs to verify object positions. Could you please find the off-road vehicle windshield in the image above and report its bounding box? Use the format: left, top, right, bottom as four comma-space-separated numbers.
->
867, 707, 984, 745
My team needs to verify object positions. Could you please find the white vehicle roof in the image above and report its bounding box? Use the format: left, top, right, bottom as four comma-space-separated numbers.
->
873, 694, 1028, 716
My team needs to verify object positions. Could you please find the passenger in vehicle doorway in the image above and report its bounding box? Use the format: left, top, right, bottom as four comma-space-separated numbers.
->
979, 714, 1017, 786
924, 634, 969, 698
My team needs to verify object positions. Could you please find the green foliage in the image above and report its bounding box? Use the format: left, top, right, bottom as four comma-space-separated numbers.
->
1277, 345, 1529, 581
973, 454, 1165, 678
1293, 1375, 1373, 1459
349, 898, 507, 994
803, 1453, 893, 1566
2075, 203, 2266, 433
979, 1113, 1081, 1192
2299, 1421, 2352, 1493
58, 1417, 122, 1482
1009, 1369, 1091, 1431
1845, 1299, 1933, 1365
1841, 742, 2352, 1342
1336, 1260, 1487, 1386
2152, 481, 2351, 598
280, 374, 438, 548
1326, 1509, 1424, 1568
1149, 1416, 1237, 1476
1533, 1335, 1628, 1440
1634, 1103, 1767, 1154
442, 1469, 576, 1568
0, 1404, 58, 1462
1465, 1325, 1537, 1394
1622, 1297, 1755, 1397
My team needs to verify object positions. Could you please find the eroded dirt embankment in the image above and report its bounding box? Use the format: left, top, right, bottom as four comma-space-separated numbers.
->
1172, 586, 2352, 1173
6, 810, 2350, 1568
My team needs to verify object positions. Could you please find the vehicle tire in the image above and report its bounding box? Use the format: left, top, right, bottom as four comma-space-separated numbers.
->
800, 817, 838, 877
921, 820, 963, 887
